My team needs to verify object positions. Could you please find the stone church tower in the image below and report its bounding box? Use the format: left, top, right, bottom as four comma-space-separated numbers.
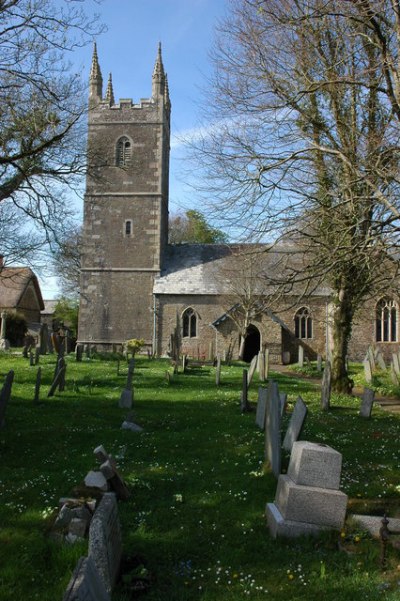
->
78, 44, 171, 350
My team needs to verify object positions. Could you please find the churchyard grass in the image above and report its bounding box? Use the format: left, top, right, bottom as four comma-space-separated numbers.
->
0, 353, 400, 600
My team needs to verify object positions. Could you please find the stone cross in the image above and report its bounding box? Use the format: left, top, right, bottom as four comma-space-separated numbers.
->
264, 379, 281, 478
321, 360, 331, 411
359, 387, 375, 418
282, 396, 308, 452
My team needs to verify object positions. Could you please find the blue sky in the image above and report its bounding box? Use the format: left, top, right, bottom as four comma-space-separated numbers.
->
40, 0, 229, 299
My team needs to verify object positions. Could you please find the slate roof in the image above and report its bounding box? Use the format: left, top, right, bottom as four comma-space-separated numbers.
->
0, 267, 44, 310
153, 243, 332, 297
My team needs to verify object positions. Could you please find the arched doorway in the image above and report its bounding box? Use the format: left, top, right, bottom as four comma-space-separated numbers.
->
242, 325, 261, 363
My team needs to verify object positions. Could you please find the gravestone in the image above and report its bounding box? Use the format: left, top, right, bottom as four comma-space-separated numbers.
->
63, 556, 111, 601
390, 362, 399, 385
392, 353, 400, 376
47, 367, 66, 397
264, 380, 281, 478
35, 347, 40, 365
298, 346, 304, 368
282, 396, 308, 452
259, 351, 266, 382
76, 344, 83, 362
359, 387, 375, 418
363, 357, 372, 383
39, 323, 48, 355
321, 360, 331, 410
266, 441, 347, 538
279, 392, 288, 416
240, 369, 251, 412
264, 349, 270, 378
0, 311, 10, 350
88, 493, 122, 594
317, 354, 322, 372
0, 370, 14, 428
247, 355, 258, 387
34, 367, 42, 403
367, 346, 376, 372
119, 359, 134, 408
375, 350, 386, 371
215, 355, 221, 386
255, 386, 268, 429
51, 332, 60, 354
29, 351, 34, 366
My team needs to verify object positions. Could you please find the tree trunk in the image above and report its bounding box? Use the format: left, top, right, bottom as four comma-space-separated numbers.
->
331, 292, 353, 394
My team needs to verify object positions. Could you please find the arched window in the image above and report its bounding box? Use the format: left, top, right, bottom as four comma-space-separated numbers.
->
124, 220, 132, 236
182, 308, 197, 338
295, 307, 313, 339
376, 298, 398, 342
116, 136, 132, 167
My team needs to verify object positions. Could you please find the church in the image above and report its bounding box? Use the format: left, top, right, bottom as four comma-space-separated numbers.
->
77, 45, 400, 364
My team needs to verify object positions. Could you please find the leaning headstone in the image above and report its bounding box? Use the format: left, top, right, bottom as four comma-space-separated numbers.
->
0, 370, 14, 428
215, 355, 221, 386
282, 396, 308, 452
321, 360, 331, 410
298, 346, 304, 368
255, 386, 268, 429
247, 355, 258, 387
392, 353, 400, 376
363, 357, 372, 383
47, 367, 66, 397
375, 350, 386, 371
264, 380, 281, 478
63, 556, 111, 601
88, 493, 122, 594
317, 354, 322, 372
359, 387, 375, 418
33, 367, 42, 403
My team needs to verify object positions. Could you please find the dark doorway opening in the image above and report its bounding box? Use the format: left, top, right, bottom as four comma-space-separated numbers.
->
243, 325, 261, 363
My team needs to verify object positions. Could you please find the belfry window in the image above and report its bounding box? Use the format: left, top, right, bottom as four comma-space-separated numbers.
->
182, 308, 197, 338
116, 136, 132, 167
295, 307, 313, 339
376, 298, 398, 342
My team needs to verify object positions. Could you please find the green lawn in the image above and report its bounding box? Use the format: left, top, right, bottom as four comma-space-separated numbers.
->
0, 353, 400, 600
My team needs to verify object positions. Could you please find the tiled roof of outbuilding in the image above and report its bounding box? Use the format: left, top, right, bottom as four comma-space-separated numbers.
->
0, 267, 44, 310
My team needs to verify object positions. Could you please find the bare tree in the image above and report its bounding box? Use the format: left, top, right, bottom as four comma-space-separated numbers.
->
192, 0, 400, 392
0, 0, 103, 268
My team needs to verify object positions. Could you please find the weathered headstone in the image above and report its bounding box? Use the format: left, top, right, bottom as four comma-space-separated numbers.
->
317, 354, 322, 372
279, 392, 288, 416
359, 387, 375, 418
298, 345, 304, 368
255, 386, 268, 429
119, 358, 134, 408
375, 350, 386, 371
0, 310, 10, 350
264, 348, 270, 378
51, 332, 60, 354
363, 357, 372, 383
282, 396, 308, 452
0, 370, 14, 428
259, 351, 266, 382
215, 355, 221, 386
265, 380, 281, 478
63, 556, 111, 601
390, 362, 399, 385
88, 493, 122, 594
321, 360, 331, 410
39, 323, 48, 355
34, 347, 40, 365
34, 367, 41, 403
247, 355, 258, 387
29, 351, 34, 366
392, 352, 400, 376
367, 346, 376, 372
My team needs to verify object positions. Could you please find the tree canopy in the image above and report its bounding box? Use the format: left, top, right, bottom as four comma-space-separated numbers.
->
169, 209, 228, 244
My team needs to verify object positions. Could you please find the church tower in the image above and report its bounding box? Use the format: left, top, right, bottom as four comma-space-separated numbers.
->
78, 44, 171, 350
